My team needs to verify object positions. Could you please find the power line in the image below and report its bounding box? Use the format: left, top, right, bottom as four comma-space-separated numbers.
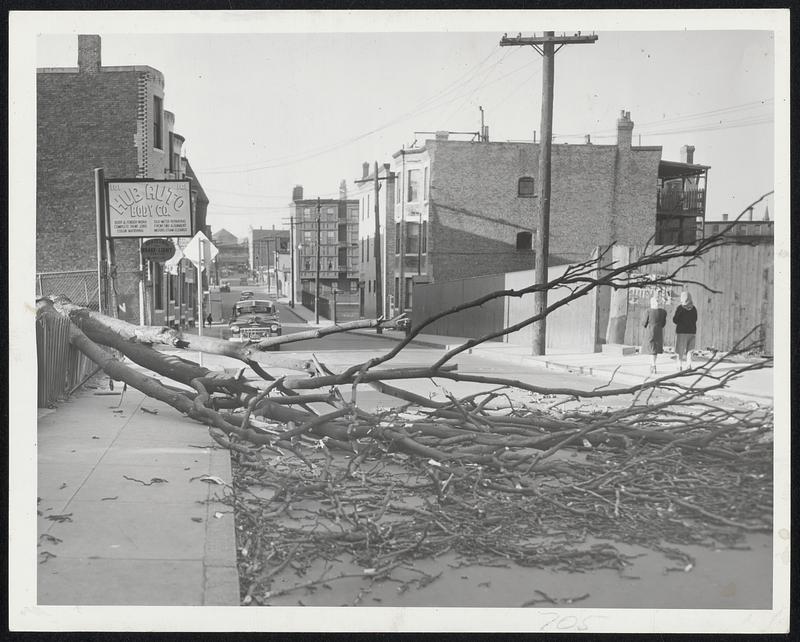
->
198, 47, 506, 175
197, 49, 539, 176
553, 99, 774, 139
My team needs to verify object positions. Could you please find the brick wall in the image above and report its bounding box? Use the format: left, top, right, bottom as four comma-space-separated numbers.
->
37, 68, 141, 274
424, 139, 661, 281
37, 57, 185, 324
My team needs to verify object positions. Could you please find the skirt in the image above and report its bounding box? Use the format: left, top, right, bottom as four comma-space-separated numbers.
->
675, 333, 696, 358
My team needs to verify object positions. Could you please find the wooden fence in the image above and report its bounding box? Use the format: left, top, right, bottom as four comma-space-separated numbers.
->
36, 312, 96, 407
412, 243, 774, 355
621, 243, 774, 354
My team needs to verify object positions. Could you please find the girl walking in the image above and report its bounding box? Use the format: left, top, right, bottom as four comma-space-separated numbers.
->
673, 291, 698, 370
642, 293, 667, 375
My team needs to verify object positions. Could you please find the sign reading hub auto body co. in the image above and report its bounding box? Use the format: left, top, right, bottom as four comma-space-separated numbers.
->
105, 179, 193, 238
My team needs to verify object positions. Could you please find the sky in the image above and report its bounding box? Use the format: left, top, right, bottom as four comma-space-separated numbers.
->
34, 15, 780, 240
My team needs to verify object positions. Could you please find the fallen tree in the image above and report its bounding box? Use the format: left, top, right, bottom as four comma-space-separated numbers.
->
38, 193, 775, 604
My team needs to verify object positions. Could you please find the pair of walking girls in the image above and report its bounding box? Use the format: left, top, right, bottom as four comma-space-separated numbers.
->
642, 291, 698, 374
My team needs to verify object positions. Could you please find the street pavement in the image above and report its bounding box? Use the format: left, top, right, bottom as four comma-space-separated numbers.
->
36, 293, 773, 606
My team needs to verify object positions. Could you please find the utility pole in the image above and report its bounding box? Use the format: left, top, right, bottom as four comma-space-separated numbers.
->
315, 198, 321, 325
500, 31, 598, 355
93, 168, 106, 315
373, 162, 384, 333
289, 216, 295, 307
398, 148, 406, 314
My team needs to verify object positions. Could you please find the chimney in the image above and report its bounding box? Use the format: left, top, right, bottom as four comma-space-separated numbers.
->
482, 125, 490, 142
78, 34, 101, 74
680, 145, 696, 165
763, 205, 770, 221
339, 179, 347, 200
292, 185, 303, 202
585, 134, 592, 144
722, 213, 728, 221
616, 110, 633, 149
747, 207, 754, 222
362, 162, 369, 179
435, 130, 449, 141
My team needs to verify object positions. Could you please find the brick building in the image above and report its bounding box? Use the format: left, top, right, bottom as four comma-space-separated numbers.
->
37, 34, 208, 325
212, 229, 249, 280
249, 227, 291, 294
290, 185, 360, 299
351, 162, 396, 318
704, 204, 773, 244
380, 111, 707, 315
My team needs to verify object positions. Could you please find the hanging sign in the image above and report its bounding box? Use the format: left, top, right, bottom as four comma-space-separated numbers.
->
105, 179, 193, 238
141, 238, 176, 262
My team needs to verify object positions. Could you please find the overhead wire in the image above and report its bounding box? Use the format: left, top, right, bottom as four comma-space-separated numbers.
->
198, 46, 506, 174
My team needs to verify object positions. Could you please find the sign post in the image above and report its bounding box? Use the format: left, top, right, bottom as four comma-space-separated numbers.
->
184, 231, 219, 365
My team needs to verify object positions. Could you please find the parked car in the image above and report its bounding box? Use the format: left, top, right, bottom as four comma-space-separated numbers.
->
239, 290, 254, 300
220, 281, 230, 293
226, 299, 281, 350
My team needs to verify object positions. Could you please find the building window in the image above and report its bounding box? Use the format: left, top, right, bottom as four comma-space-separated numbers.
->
518, 176, 535, 197
304, 258, 311, 271
396, 177, 401, 203
406, 222, 420, 254
368, 280, 371, 293
303, 231, 312, 244
366, 235, 370, 262
153, 96, 163, 150
395, 222, 401, 254
424, 167, 429, 201
405, 277, 413, 308
153, 266, 163, 310
516, 231, 532, 250
326, 230, 336, 244
422, 220, 428, 254
407, 169, 421, 202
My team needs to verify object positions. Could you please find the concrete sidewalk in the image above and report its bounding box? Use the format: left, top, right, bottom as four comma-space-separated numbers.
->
278, 299, 772, 402
37, 372, 239, 605
467, 343, 773, 402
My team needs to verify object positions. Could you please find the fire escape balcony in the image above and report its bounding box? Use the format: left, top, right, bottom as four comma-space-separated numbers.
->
657, 187, 706, 217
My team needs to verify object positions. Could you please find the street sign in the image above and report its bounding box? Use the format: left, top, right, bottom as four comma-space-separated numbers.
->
105, 179, 193, 238
141, 238, 176, 262
183, 231, 219, 270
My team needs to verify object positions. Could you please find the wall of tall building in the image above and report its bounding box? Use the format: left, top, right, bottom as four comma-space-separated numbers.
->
354, 164, 396, 318
292, 197, 359, 296
36, 34, 207, 324
423, 134, 661, 283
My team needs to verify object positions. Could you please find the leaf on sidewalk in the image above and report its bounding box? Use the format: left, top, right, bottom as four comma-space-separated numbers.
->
191, 517, 203, 523
38, 534, 62, 545
45, 513, 73, 523
122, 475, 168, 486
141, 407, 159, 415
39, 551, 57, 564
194, 475, 226, 485
101, 496, 119, 501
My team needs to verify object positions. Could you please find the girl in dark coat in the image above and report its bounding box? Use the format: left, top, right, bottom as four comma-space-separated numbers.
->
642, 294, 667, 374
673, 291, 698, 370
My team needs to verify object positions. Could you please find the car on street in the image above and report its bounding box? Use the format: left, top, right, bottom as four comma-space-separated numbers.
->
240, 290, 255, 300
220, 281, 230, 293
226, 299, 281, 349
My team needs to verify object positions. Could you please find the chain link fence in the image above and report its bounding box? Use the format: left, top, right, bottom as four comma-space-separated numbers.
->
36, 270, 101, 311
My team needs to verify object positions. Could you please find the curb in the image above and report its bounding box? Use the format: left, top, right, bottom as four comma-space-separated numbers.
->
344, 329, 449, 350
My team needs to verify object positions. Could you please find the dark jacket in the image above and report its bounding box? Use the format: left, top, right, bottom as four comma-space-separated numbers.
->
673, 305, 698, 334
